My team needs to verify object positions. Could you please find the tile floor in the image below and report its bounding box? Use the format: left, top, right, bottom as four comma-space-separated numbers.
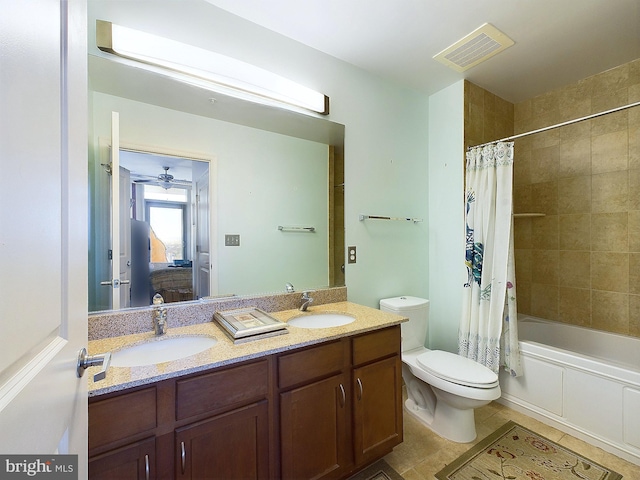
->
384, 399, 640, 479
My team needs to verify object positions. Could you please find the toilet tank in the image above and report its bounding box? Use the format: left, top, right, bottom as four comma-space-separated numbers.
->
380, 296, 429, 352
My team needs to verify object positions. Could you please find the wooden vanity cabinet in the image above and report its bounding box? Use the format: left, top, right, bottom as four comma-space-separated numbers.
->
174, 360, 271, 480
89, 359, 272, 480
175, 400, 269, 479
89, 325, 402, 480
352, 327, 403, 466
88, 386, 158, 479
277, 325, 403, 480
278, 340, 352, 480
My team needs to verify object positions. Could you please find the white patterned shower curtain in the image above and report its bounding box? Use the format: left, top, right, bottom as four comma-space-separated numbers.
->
459, 142, 522, 376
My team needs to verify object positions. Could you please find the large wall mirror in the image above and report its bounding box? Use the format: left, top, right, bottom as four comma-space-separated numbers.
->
88, 53, 345, 313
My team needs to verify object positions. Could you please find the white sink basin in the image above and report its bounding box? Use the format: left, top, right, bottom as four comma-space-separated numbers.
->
287, 313, 355, 329
110, 335, 217, 367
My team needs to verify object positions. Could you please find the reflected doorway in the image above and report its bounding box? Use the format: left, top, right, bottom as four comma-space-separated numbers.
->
89, 146, 213, 311
124, 151, 210, 307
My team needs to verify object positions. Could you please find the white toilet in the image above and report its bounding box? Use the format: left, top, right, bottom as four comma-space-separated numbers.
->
380, 296, 501, 443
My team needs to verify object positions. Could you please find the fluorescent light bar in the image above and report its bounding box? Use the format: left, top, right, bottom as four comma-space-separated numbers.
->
96, 20, 329, 115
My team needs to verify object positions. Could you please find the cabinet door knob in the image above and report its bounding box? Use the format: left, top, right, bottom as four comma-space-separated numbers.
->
338, 383, 346, 407
356, 378, 363, 400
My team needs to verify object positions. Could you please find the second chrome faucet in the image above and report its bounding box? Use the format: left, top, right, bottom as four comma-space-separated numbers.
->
299, 291, 314, 311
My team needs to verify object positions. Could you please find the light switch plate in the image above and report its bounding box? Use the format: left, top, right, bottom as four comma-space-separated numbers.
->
225, 234, 240, 246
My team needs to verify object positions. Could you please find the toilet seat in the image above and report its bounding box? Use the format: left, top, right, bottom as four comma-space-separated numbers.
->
416, 350, 499, 389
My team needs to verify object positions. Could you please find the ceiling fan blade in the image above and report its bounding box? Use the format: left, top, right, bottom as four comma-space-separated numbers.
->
130, 168, 191, 187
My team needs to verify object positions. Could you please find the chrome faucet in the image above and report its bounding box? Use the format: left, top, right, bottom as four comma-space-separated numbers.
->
152, 293, 167, 335
299, 291, 315, 311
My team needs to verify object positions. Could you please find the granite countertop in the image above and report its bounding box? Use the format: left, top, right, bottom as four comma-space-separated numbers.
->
88, 301, 406, 397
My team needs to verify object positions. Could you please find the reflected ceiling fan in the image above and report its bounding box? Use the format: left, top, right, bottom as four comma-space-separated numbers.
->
132, 166, 191, 190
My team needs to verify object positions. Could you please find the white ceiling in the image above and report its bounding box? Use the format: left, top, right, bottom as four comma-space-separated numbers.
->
120, 150, 195, 181
205, 0, 640, 103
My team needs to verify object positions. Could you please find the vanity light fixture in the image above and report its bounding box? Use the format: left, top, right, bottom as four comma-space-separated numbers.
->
96, 20, 329, 115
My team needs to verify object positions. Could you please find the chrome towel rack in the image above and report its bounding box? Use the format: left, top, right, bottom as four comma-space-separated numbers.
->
278, 225, 316, 232
359, 214, 423, 224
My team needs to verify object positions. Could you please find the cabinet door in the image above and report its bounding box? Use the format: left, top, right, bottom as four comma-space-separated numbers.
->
175, 401, 269, 480
89, 387, 157, 453
280, 373, 351, 480
353, 356, 403, 466
89, 437, 155, 480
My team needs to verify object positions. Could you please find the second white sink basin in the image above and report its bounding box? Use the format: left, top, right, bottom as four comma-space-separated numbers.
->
110, 335, 217, 367
287, 313, 355, 329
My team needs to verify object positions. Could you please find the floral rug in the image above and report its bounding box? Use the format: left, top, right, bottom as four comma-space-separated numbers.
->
435, 421, 622, 480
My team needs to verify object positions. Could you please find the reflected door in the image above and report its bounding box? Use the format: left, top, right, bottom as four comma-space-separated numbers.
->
195, 169, 210, 298
103, 112, 132, 310
118, 165, 132, 308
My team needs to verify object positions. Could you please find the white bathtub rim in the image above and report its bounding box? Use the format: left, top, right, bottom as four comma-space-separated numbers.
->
518, 315, 639, 368
498, 393, 640, 467
519, 341, 640, 388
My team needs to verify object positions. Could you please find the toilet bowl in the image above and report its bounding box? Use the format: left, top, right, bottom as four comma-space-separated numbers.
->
380, 296, 501, 443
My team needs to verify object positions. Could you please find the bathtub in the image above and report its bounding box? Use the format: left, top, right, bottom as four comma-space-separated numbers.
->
498, 315, 640, 466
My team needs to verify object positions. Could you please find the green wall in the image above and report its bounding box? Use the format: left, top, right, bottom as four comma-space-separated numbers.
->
428, 80, 465, 351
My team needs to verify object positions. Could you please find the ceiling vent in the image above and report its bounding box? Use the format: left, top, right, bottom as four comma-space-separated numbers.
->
433, 23, 514, 72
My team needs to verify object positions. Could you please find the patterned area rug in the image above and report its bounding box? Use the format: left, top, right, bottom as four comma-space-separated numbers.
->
348, 459, 405, 480
435, 421, 623, 480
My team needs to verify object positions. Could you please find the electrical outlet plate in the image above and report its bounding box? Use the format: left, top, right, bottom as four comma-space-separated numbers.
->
348, 246, 357, 264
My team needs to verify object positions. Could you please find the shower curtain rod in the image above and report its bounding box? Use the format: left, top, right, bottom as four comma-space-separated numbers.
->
467, 99, 640, 151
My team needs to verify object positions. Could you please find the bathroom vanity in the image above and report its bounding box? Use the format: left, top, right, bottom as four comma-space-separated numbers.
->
87, 302, 405, 479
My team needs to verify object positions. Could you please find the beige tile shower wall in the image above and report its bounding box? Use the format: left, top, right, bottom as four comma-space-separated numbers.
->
464, 81, 514, 149
513, 59, 640, 338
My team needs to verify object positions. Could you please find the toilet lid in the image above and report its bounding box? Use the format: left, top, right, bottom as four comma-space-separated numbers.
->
416, 350, 499, 389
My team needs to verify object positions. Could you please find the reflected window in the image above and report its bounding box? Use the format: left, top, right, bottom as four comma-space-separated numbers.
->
144, 184, 188, 202
146, 200, 187, 262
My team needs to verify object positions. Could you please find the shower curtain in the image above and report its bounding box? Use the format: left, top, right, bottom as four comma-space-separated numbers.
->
459, 141, 522, 376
